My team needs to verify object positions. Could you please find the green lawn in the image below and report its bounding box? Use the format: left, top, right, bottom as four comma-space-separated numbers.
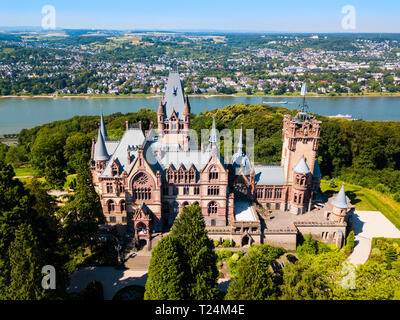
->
321, 179, 400, 230
13, 165, 35, 177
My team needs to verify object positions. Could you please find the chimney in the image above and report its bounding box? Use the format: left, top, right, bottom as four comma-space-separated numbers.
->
139, 121, 142, 131
201, 142, 204, 152
149, 121, 154, 129
127, 150, 131, 164
125, 121, 129, 131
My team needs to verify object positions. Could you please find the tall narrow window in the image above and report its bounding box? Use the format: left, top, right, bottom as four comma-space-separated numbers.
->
208, 201, 218, 215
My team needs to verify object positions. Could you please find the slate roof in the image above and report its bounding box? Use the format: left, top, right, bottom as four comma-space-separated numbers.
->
313, 158, 322, 178
254, 165, 285, 185
93, 128, 109, 161
162, 71, 186, 119
100, 113, 108, 141
332, 184, 348, 209
294, 157, 311, 175
99, 129, 145, 177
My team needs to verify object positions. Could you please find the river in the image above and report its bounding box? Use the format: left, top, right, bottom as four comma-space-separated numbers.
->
0, 96, 400, 135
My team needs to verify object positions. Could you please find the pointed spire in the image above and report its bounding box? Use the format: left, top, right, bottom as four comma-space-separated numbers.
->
294, 157, 310, 175
237, 122, 243, 155
209, 115, 217, 146
158, 96, 165, 114
100, 113, 108, 141
94, 126, 109, 161
183, 95, 190, 115
332, 183, 348, 209
313, 158, 322, 178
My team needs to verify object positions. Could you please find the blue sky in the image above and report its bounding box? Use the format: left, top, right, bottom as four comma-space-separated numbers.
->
0, 0, 399, 32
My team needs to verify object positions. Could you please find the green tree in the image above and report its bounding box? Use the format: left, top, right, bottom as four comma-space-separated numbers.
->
144, 235, 185, 300
7, 224, 45, 300
225, 246, 278, 300
63, 133, 91, 174
170, 205, 219, 300
281, 251, 346, 300
297, 234, 318, 258
44, 156, 66, 190
59, 158, 104, 252
344, 230, 355, 254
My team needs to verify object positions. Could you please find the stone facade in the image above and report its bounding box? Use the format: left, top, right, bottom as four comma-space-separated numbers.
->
90, 72, 351, 250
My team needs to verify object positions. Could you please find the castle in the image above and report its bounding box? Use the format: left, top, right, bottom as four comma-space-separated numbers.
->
91, 71, 352, 250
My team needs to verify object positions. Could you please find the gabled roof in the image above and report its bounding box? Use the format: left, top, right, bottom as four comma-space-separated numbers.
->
294, 157, 311, 175
94, 128, 109, 161
313, 158, 322, 178
332, 184, 348, 209
100, 128, 146, 177
162, 71, 186, 119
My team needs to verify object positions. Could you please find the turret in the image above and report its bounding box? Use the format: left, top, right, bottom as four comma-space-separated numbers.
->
183, 95, 191, 131
331, 183, 348, 223
93, 127, 109, 173
290, 157, 312, 215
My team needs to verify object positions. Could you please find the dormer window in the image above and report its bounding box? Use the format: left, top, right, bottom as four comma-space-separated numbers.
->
111, 161, 119, 176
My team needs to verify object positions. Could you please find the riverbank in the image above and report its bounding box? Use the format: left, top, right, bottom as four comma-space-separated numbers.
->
2, 91, 400, 99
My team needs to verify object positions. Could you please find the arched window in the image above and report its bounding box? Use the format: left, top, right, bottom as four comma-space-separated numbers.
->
108, 200, 115, 212
120, 200, 126, 212
208, 201, 218, 215
182, 201, 189, 207
132, 173, 152, 201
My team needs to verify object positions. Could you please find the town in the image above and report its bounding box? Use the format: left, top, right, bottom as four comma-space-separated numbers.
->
0, 30, 400, 96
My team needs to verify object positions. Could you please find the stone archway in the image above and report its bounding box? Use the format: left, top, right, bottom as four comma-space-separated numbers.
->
241, 234, 250, 247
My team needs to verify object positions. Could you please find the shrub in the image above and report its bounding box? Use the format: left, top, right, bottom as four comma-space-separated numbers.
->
329, 178, 337, 188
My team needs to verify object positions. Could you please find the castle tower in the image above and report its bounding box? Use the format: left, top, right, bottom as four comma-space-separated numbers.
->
281, 112, 321, 185
183, 95, 191, 132
331, 183, 349, 223
93, 126, 109, 180
157, 71, 189, 135
290, 157, 312, 215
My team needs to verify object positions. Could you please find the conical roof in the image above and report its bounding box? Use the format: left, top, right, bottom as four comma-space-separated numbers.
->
183, 95, 190, 114
294, 157, 310, 175
313, 158, 322, 178
332, 183, 348, 209
94, 127, 109, 161
100, 113, 108, 141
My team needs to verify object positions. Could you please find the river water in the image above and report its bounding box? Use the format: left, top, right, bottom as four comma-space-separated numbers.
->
0, 96, 400, 135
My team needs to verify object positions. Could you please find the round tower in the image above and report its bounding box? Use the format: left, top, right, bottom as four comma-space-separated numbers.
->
290, 157, 311, 215
331, 183, 348, 223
